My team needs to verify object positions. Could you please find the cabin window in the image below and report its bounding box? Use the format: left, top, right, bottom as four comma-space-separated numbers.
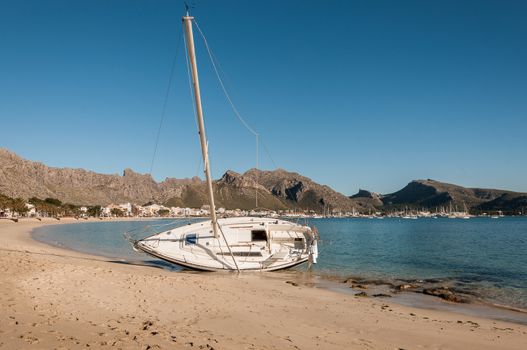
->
294, 237, 305, 249
185, 233, 197, 245
251, 230, 267, 242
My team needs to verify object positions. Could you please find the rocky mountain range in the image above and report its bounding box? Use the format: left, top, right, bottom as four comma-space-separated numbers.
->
0, 149, 362, 211
1, 148, 525, 213
353, 179, 527, 214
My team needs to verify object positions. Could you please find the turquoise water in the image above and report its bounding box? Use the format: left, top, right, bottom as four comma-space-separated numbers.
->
312, 217, 527, 310
33, 217, 527, 310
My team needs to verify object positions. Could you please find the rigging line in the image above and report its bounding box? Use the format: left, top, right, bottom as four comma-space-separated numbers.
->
194, 20, 280, 171
193, 20, 258, 137
259, 136, 278, 169
206, 41, 239, 108
217, 223, 240, 272
149, 29, 183, 175
194, 19, 264, 210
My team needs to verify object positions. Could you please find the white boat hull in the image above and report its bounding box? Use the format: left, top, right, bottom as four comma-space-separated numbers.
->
132, 217, 317, 272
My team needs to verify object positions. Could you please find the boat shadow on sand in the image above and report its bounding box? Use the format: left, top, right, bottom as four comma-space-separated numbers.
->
107, 259, 183, 271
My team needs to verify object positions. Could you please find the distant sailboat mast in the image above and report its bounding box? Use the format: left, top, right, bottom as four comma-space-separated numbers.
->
183, 14, 219, 238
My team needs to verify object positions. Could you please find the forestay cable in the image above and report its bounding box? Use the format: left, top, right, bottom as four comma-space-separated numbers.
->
149, 30, 183, 175
193, 21, 278, 166
194, 20, 259, 137
193, 20, 282, 207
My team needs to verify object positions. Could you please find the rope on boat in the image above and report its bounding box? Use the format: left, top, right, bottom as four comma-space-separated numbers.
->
123, 218, 191, 242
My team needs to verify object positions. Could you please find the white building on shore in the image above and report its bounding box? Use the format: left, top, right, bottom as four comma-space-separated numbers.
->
25, 203, 36, 217
118, 203, 132, 216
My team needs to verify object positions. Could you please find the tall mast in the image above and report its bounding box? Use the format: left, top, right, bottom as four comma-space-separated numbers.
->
183, 14, 219, 238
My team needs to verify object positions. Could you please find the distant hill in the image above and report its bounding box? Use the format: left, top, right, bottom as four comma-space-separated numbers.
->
381, 179, 527, 213
0, 148, 365, 211
242, 169, 372, 212
0, 148, 162, 205
349, 189, 384, 208
1, 148, 525, 213
163, 170, 289, 210
476, 192, 527, 213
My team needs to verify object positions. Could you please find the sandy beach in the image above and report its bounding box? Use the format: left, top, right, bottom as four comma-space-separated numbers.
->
1, 218, 526, 349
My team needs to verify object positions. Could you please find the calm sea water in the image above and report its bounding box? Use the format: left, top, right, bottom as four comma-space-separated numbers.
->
33, 217, 527, 310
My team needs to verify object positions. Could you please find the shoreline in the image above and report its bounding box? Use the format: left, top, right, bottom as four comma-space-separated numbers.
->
30, 218, 527, 325
1, 219, 526, 349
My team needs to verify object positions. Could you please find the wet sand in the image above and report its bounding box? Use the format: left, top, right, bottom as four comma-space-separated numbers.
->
1, 218, 526, 349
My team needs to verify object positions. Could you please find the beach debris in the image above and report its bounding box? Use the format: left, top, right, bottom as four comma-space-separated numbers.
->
286, 281, 299, 287
422, 287, 466, 303
395, 284, 418, 291
354, 291, 368, 297
351, 284, 368, 289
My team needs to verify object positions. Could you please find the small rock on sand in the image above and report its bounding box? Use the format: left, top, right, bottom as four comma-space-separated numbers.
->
351, 284, 368, 289
395, 284, 417, 291
372, 293, 392, 298
422, 287, 465, 303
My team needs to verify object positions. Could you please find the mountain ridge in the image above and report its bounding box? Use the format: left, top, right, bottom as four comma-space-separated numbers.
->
0, 148, 362, 211
379, 179, 527, 213
1, 148, 525, 213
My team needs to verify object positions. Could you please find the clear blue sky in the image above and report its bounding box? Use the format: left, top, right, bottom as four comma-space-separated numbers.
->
1, 0, 526, 195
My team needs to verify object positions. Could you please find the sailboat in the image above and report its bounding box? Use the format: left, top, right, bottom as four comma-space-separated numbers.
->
461, 202, 471, 219
128, 13, 318, 272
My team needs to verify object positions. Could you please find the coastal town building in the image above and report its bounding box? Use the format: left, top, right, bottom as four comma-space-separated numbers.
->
118, 203, 132, 216
25, 203, 36, 217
